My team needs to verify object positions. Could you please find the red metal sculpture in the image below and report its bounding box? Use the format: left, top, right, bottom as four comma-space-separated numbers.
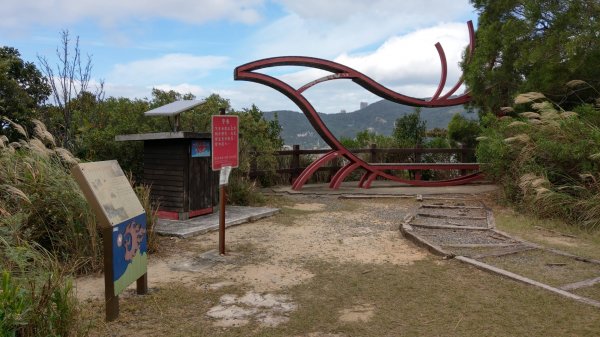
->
235, 21, 482, 190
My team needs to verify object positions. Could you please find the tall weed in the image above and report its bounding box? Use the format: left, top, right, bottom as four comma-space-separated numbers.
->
477, 85, 600, 229
1, 118, 101, 274
0, 238, 81, 337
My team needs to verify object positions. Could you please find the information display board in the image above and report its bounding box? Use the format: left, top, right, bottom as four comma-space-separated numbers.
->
71, 160, 145, 228
211, 115, 239, 170
72, 160, 148, 306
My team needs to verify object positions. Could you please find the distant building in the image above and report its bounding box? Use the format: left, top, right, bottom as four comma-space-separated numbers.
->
360, 102, 369, 109
340, 109, 347, 113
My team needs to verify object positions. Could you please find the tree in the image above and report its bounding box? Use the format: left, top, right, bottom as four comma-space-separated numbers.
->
0, 47, 50, 127
463, 0, 600, 114
447, 113, 480, 148
38, 30, 104, 149
393, 108, 427, 148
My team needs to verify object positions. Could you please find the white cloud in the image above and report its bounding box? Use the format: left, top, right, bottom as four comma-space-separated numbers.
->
248, 0, 473, 58
102, 82, 210, 102
334, 22, 470, 93
0, 0, 265, 30
240, 22, 470, 113
152, 83, 209, 98
106, 53, 229, 86
275, 0, 472, 23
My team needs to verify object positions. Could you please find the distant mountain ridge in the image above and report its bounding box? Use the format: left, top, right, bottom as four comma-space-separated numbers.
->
263, 99, 476, 148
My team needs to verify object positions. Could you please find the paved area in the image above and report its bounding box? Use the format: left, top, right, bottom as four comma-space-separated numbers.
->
265, 181, 499, 196
401, 197, 600, 308
156, 206, 279, 238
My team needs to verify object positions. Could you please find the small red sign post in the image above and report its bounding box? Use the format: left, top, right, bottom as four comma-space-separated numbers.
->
212, 114, 239, 255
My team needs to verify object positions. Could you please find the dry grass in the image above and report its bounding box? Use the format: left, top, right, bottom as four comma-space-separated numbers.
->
573, 283, 600, 302
493, 209, 600, 261
480, 249, 600, 287
80, 258, 600, 337
78, 194, 600, 337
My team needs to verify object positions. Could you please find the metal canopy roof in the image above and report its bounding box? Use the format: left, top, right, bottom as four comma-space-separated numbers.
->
144, 100, 204, 117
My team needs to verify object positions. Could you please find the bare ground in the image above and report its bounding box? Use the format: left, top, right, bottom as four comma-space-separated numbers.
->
76, 193, 600, 337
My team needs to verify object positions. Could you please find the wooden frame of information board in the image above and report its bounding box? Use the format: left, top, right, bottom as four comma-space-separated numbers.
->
71, 160, 149, 322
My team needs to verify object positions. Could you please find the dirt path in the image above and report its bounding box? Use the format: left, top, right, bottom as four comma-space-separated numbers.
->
77, 193, 600, 336
76, 195, 427, 330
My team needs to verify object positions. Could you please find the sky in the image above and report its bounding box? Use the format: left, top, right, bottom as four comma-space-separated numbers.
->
1, 0, 477, 114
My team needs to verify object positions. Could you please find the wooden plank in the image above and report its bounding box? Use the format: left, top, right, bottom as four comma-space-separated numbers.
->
156, 205, 182, 212
144, 151, 186, 157
369, 163, 480, 170
455, 256, 600, 308
146, 185, 184, 192
143, 178, 184, 187
151, 190, 187, 198
273, 147, 474, 156
144, 168, 184, 175
400, 224, 453, 257
471, 246, 537, 259
143, 160, 187, 167
143, 154, 186, 161
421, 204, 484, 210
152, 200, 184, 208
560, 276, 600, 291
417, 213, 487, 221
443, 243, 517, 248
409, 223, 489, 231
144, 174, 184, 183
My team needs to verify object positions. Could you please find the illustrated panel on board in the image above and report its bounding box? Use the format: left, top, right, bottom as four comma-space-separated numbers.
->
112, 213, 148, 296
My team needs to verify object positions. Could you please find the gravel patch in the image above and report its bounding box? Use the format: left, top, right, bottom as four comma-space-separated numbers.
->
421, 199, 484, 207
411, 216, 488, 228
411, 227, 519, 246
416, 207, 487, 218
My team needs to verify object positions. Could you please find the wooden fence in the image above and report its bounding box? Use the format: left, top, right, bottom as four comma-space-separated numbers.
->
249, 144, 475, 184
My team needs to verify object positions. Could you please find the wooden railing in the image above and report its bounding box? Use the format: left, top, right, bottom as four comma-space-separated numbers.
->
249, 144, 475, 184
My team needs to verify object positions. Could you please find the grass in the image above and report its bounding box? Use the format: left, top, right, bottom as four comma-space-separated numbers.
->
480, 249, 600, 287
77, 193, 600, 336
80, 257, 600, 337
493, 208, 600, 260
573, 283, 600, 302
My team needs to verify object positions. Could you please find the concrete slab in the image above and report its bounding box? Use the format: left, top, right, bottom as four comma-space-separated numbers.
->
155, 206, 279, 238
265, 181, 498, 196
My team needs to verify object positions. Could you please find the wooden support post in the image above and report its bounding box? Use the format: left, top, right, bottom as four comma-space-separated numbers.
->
218, 106, 226, 256
290, 144, 300, 184
414, 146, 422, 180
102, 227, 119, 322
460, 145, 468, 176
369, 143, 377, 163
219, 184, 226, 255
136, 273, 148, 295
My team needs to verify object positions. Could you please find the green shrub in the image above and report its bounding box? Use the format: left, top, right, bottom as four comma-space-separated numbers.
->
1, 118, 101, 274
0, 239, 80, 337
476, 88, 600, 229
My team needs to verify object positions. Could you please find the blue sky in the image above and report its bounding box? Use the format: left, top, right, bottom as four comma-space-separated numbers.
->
2, 0, 477, 114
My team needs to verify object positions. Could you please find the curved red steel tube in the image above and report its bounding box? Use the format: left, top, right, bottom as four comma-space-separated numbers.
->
234, 21, 482, 189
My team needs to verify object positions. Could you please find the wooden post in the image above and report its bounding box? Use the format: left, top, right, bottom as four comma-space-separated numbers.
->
460, 145, 468, 176
102, 227, 119, 322
414, 146, 422, 180
369, 143, 377, 163
136, 273, 148, 295
290, 144, 300, 184
219, 184, 226, 255
219, 107, 226, 256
